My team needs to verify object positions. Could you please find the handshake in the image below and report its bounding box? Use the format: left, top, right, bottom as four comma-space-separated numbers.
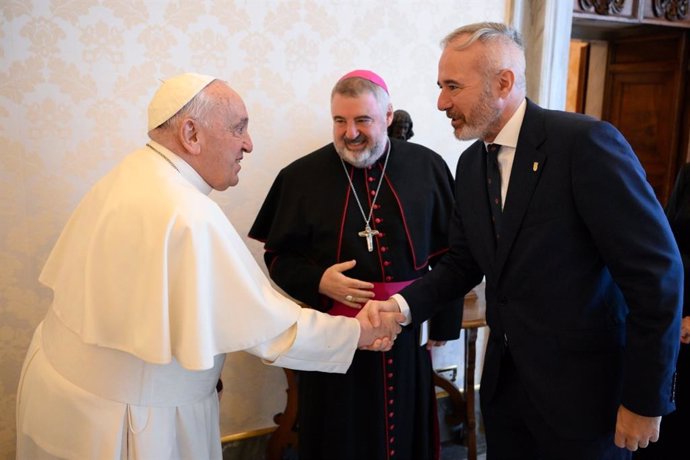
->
354, 299, 406, 351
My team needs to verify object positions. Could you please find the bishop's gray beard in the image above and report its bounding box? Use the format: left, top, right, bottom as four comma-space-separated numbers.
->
337, 136, 387, 168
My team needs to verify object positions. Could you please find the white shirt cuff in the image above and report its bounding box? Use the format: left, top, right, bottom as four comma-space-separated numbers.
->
391, 293, 412, 326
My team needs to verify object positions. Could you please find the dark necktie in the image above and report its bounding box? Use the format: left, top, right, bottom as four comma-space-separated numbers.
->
486, 143, 502, 240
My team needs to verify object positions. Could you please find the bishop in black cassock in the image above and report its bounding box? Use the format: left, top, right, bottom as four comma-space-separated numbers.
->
250, 137, 463, 460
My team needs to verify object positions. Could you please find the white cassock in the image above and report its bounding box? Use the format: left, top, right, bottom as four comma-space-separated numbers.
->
16, 141, 361, 460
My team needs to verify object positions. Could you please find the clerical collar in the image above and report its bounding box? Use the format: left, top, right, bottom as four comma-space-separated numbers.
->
146, 141, 212, 195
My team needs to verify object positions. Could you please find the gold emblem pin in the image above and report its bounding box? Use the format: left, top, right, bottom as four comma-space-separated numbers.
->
533, 162, 539, 172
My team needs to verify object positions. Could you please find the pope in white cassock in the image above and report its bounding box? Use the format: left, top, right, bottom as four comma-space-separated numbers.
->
15, 73, 403, 460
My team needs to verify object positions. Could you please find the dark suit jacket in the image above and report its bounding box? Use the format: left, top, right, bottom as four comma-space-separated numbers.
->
401, 99, 683, 439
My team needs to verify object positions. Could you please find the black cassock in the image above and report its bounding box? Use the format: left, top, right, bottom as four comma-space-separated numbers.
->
250, 139, 463, 460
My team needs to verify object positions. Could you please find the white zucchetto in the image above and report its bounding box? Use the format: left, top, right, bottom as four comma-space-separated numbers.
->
147, 73, 216, 131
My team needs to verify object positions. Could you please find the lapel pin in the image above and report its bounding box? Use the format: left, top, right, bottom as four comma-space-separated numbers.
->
533, 162, 539, 172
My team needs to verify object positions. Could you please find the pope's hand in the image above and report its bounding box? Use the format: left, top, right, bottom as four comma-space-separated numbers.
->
355, 307, 404, 351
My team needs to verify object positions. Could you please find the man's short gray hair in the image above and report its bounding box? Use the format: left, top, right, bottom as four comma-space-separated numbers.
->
441, 22, 526, 92
441, 22, 523, 51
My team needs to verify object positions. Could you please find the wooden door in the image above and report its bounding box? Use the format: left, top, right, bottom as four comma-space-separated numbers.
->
603, 30, 688, 205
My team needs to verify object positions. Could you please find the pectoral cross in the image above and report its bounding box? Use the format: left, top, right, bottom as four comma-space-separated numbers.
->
358, 225, 379, 252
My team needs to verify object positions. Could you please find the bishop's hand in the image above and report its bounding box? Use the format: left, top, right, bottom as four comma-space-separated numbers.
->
319, 259, 375, 307
681, 316, 690, 344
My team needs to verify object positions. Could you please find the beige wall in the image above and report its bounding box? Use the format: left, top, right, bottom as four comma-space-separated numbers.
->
0, 1, 508, 456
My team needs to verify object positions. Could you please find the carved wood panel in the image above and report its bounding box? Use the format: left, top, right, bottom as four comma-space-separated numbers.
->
603, 32, 688, 204
573, 0, 690, 27
643, 0, 690, 27
579, 0, 629, 15
573, 0, 640, 22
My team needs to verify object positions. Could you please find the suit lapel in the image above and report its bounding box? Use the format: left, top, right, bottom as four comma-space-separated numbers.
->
494, 101, 547, 279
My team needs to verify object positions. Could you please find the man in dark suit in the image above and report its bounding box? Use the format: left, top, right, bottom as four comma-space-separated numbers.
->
363, 22, 683, 459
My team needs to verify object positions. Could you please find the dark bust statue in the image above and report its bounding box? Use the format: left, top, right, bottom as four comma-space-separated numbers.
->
388, 109, 414, 140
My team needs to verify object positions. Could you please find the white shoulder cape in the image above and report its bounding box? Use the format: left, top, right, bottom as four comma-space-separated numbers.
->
39, 144, 301, 370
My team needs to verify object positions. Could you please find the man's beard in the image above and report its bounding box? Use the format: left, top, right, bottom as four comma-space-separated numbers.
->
336, 134, 387, 168
453, 85, 502, 141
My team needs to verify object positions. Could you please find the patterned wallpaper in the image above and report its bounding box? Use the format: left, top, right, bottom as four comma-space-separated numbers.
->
0, 0, 506, 456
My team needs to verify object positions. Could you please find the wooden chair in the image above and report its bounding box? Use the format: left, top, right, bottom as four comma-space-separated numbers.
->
434, 284, 486, 460
266, 368, 299, 460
